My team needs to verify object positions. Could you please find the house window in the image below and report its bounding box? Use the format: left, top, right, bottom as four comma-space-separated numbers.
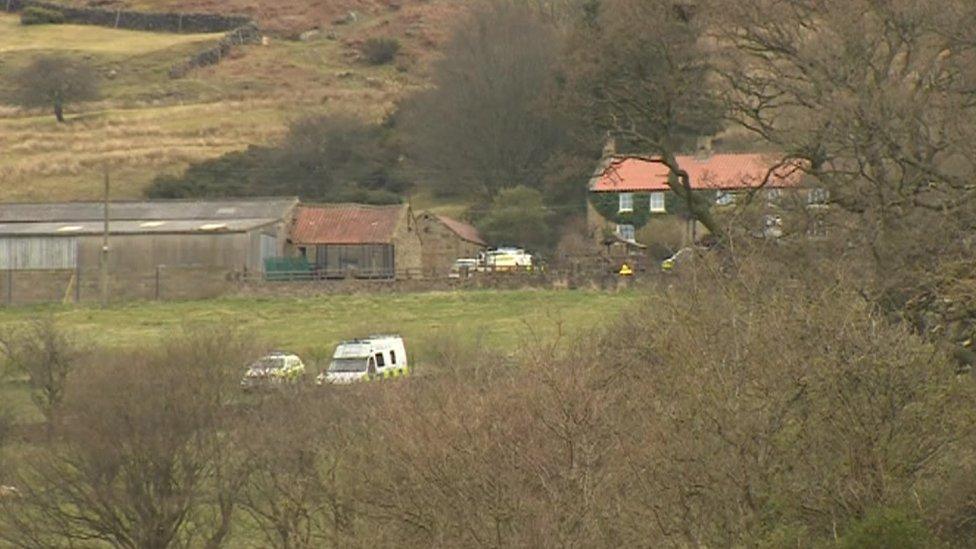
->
808, 188, 829, 205
807, 216, 829, 238
649, 192, 666, 213
618, 193, 634, 213
616, 224, 636, 242
390, 350, 397, 365
715, 191, 735, 206
375, 352, 386, 368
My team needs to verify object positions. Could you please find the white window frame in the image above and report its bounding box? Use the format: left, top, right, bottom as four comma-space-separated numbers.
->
616, 224, 636, 242
808, 187, 829, 205
649, 192, 666, 213
715, 191, 735, 206
618, 193, 634, 213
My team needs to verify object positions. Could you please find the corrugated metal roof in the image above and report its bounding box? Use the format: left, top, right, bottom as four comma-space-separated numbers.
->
590, 154, 802, 193
0, 218, 278, 237
435, 215, 487, 246
291, 204, 406, 245
0, 197, 299, 223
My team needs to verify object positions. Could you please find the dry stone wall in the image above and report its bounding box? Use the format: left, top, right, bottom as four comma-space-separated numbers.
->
3, 0, 250, 32
2, 0, 262, 77
168, 22, 261, 77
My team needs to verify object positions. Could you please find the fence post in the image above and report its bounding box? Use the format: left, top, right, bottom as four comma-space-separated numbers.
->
155, 265, 161, 300
75, 261, 81, 303
5, 269, 12, 305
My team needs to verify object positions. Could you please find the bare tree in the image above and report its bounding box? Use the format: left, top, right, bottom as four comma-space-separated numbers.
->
0, 317, 83, 430
708, 0, 976, 279
564, 0, 727, 236
0, 327, 258, 549
239, 392, 356, 549
7, 55, 100, 122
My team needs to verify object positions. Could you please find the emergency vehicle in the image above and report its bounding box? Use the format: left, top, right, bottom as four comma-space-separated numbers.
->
241, 351, 306, 390
316, 335, 409, 385
480, 248, 534, 272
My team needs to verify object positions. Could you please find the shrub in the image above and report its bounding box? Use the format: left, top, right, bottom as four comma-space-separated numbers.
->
20, 7, 65, 25
147, 114, 408, 203
838, 508, 936, 549
0, 403, 13, 450
360, 37, 401, 65
478, 186, 554, 252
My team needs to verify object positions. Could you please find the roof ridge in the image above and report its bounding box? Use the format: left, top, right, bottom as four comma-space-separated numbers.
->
298, 202, 406, 210
0, 196, 300, 207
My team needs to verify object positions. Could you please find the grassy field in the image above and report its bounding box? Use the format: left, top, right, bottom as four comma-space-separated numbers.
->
0, 14, 221, 54
0, 288, 637, 420
0, 9, 429, 201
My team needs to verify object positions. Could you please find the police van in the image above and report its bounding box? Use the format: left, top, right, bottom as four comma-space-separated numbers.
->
316, 335, 409, 385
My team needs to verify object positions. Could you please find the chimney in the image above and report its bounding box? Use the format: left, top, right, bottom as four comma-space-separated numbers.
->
602, 135, 617, 159
695, 136, 713, 160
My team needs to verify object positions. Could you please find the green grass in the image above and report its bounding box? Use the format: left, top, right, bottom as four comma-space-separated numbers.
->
0, 289, 636, 420
0, 13, 222, 54
0, 289, 632, 353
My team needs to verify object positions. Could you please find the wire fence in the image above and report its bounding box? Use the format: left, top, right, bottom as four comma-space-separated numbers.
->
0, 265, 235, 306
0, 256, 642, 306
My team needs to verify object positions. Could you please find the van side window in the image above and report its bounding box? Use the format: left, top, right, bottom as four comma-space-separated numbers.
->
375, 352, 386, 368
390, 350, 397, 365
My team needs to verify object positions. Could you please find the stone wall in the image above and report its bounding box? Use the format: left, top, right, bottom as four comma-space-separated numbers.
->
3, 0, 251, 33
232, 272, 635, 300
168, 22, 262, 78
2, 0, 261, 78
392, 207, 424, 278
417, 213, 486, 277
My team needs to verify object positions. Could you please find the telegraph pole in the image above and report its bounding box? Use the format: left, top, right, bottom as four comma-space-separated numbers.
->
100, 167, 110, 307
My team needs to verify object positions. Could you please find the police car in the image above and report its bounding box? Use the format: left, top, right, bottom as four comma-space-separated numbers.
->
241, 351, 306, 390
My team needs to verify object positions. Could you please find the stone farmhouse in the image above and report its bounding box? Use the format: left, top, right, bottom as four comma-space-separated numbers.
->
587, 149, 813, 244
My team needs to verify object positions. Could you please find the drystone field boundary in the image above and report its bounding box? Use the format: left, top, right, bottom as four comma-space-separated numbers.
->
2, 0, 261, 76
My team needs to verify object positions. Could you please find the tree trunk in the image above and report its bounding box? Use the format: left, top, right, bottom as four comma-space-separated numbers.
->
659, 152, 724, 240
54, 102, 64, 123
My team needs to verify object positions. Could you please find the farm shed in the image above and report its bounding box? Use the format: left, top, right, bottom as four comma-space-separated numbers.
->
289, 204, 422, 279
416, 212, 487, 277
0, 198, 298, 303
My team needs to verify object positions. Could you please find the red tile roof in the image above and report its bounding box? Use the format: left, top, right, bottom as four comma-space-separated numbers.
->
590, 153, 803, 193
290, 204, 406, 245
436, 215, 487, 246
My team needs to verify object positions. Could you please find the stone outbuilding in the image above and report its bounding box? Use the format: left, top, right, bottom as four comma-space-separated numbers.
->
288, 203, 422, 279
416, 212, 488, 277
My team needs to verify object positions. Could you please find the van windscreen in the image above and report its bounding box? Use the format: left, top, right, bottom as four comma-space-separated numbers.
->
329, 358, 367, 373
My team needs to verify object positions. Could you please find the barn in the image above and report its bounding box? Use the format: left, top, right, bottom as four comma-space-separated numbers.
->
416, 212, 487, 277
0, 197, 298, 303
288, 204, 422, 280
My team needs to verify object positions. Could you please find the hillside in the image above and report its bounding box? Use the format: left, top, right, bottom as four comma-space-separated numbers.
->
0, 1, 463, 202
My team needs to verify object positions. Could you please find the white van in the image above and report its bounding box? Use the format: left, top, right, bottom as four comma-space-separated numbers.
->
316, 335, 409, 385
481, 248, 533, 272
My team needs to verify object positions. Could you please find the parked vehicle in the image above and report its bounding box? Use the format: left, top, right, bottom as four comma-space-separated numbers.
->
241, 351, 306, 390
316, 335, 409, 385
480, 247, 534, 272
449, 258, 480, 279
